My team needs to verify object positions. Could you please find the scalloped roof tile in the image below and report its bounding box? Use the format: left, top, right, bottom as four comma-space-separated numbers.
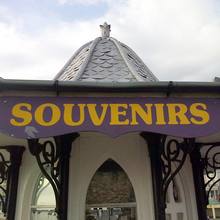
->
55, 24, 158, 82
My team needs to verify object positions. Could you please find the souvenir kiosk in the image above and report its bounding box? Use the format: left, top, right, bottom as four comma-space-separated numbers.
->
0, 23, 219, 220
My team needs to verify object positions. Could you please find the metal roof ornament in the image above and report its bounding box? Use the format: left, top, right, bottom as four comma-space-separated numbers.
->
100, 22, 111, 38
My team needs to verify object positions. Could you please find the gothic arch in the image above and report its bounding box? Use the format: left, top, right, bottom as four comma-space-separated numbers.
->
165, 159, 197, 220
166, 172, 187, 220
84, 152, 138, 201
86, 159, 136, 205
177, 160, 198, 220
85, 159, 137, 220
68, 133, 155, 220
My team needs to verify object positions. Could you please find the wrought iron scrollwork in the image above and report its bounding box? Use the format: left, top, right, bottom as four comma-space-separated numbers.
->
141, 132, 194, 220
160, 137, 195, 205
198, 142, 220, 204
28, 139, 60, 209
0, 150, 10, 215
0, 146, 25, 220
28, 133, 79, 220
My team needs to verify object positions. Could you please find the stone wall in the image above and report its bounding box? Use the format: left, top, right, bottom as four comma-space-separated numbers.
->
86, 161, 135, 205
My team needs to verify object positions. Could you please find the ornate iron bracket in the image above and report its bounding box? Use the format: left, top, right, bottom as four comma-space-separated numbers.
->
0, 149, 10, 215
0, 146, 25, 220
28, 133, 79, 220
141, 132, 194, 220
197, 142, 220, 205
189, 143, 207, 220
160, 136, 195, 205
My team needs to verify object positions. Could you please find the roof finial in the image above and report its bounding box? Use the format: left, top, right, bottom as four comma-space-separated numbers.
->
100, 22, 111, 38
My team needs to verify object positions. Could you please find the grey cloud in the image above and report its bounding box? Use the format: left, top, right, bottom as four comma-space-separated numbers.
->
0, 0, 219, 81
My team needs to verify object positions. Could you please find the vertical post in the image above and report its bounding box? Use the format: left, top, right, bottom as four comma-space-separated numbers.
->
190, 145, 207, 220
141, 132, 166, 220
212, 206, 216, 219
6, 146, 25, 220
56, 133, 78, 220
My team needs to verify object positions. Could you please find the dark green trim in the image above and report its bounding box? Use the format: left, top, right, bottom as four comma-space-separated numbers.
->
0, 78, 220, 94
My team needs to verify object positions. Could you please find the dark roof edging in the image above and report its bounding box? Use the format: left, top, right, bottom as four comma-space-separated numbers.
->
0, 78, 220, 94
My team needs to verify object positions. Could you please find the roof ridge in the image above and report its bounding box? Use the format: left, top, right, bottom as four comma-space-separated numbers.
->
110, 37, 145, 82
119, 41, 158, 81
73, 37, 102, 81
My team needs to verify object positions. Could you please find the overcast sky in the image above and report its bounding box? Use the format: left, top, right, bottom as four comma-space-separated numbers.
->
0, 0, 219, 81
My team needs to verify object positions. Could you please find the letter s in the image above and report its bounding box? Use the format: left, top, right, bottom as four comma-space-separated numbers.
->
10, 103, 32, 126
190, 103, 209, 125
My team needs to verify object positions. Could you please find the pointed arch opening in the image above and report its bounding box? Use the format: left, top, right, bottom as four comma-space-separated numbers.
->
166, 175, 187, 220
30, 173, 57, 220
85, 159, 137, 220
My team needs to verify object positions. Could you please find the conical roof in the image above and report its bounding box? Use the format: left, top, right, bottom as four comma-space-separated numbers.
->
55, 22, 158, 82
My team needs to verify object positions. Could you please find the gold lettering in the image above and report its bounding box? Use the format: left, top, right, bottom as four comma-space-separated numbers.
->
167, 103, 190, 125
155, 104, 166, 125
35, 103, 61, 126
109, 104, 129, 125
87, 104, 108, 126
10, 103, 32, 126
130, 104, 152, 125
64, 104, 85, 126
190, 103, 210, 124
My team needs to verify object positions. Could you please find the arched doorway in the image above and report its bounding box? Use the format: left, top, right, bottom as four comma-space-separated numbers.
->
85, 159, 136, 220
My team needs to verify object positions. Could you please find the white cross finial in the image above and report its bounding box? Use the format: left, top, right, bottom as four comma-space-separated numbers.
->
100, 22, 111, 38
